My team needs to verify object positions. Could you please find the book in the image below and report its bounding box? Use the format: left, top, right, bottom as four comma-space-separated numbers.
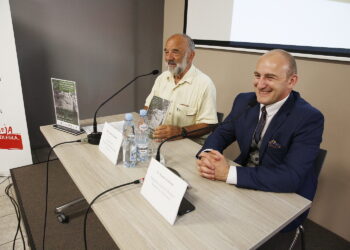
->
147, 96, 170, 131
51, 78, 83, 135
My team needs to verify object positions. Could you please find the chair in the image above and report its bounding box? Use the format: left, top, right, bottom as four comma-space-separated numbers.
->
217, 112, 224, 123
289, 148, 327, 250
313, 149, 327, 177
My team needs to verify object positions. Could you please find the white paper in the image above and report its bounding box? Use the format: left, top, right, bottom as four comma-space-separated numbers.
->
98, 122, 123, 165
141, 158, 188, 225
83, 121, 124, 134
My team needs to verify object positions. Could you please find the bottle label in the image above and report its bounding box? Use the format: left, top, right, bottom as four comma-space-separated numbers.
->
139, 123, 148, 132
138, 148, 148, 158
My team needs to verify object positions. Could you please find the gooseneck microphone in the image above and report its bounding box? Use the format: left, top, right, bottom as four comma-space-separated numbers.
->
88, 70, 159, 145
155, 125, 216, 161
155, 98, 258, 161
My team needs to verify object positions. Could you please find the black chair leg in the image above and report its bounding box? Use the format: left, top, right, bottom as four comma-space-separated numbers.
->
289, 225, 305, 250
300, 225, 305, 250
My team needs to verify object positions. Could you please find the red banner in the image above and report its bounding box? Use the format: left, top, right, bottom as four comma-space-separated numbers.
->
0, 133, 23, 150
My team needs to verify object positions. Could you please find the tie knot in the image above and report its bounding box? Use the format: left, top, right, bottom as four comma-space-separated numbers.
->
261, 106, 267, 116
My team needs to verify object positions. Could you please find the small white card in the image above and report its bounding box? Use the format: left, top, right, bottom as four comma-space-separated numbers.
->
83, 121, 124, 134
99, 122, 123, 165
141, 158, 188, 225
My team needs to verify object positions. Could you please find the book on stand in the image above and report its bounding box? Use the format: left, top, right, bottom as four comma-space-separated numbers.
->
51, 78, 84, 135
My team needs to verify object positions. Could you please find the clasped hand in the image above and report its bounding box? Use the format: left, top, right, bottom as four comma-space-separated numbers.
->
196, 150, 229, 181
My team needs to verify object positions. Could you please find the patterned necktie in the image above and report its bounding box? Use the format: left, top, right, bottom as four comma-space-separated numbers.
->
254, 106, 267, 144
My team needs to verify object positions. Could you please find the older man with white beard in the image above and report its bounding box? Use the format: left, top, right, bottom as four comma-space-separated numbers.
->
145, 34, 217, 143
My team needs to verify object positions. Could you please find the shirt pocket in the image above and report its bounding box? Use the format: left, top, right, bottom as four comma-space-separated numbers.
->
175, 104, 197, 126
176, 104, 197, 116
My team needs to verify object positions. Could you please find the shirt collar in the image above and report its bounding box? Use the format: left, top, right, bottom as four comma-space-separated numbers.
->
166, 64, 196, 85
260, 94, 289, 117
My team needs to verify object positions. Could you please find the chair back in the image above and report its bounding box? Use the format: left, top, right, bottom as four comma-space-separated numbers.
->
288, 148, 327, 250
314, 149, 327, 178
217, 112, 224, 123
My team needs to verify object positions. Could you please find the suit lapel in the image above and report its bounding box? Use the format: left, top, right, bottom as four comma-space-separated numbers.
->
259, 92, 297, 158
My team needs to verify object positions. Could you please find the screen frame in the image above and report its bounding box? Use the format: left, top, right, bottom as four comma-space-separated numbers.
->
183, 0, 350, 60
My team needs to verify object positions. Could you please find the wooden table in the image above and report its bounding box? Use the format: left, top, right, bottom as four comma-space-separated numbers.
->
40, 115, 311, 250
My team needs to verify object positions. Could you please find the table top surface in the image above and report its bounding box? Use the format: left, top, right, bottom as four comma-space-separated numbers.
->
40, 115, 311, 250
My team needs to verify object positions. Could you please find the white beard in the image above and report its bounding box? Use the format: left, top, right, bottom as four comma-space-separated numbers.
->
166, 53, 189, 77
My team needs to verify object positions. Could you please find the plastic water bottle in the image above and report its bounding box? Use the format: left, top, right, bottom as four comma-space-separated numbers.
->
122, 113, 137, 168
135, 109, 149, 162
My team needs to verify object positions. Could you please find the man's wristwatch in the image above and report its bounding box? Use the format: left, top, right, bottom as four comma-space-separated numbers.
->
181, 127, 188, 137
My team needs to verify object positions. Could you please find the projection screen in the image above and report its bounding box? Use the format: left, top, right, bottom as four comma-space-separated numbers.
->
184, 0, 350, 61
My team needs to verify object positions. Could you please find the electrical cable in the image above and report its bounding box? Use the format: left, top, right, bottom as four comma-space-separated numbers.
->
83, 178, 144, 250
5, 183, 21, 249
5, 183, 26, 250
42, 138, 83, 250
0, 176, 10, 185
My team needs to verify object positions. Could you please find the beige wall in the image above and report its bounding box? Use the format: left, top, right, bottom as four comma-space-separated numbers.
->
164, 0, 350, 241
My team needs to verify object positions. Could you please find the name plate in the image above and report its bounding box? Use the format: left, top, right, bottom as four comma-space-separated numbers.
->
141, 158, 188, 225
99, 122, 123, 165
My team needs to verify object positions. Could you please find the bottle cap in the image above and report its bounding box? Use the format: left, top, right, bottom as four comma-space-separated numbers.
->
124, 113, 133, 121
139, 109, 147, 116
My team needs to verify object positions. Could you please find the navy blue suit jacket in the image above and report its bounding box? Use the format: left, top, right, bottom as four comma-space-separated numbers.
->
200, 91, 324, 230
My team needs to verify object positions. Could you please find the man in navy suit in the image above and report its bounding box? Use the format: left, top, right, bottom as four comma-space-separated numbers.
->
197, 49, 324, 231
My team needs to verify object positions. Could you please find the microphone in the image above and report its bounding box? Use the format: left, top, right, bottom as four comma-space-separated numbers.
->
155, 98, 258, 161
87, 70, 159, 145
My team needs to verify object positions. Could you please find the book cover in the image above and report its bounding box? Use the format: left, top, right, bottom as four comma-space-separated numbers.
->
147, 96, 170, 131
51, 78, 80, 131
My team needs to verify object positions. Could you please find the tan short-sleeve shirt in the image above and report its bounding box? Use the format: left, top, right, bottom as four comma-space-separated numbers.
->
145, 65, 217, 128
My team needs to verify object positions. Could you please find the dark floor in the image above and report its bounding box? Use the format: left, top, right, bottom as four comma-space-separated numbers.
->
259, 219, 350, 249
10, 159, 118, 250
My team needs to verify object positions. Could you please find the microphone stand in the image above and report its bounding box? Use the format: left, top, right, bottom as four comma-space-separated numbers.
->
87, 70, 159, 145
155, 124, 217, 161
155, 98, 258, 161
